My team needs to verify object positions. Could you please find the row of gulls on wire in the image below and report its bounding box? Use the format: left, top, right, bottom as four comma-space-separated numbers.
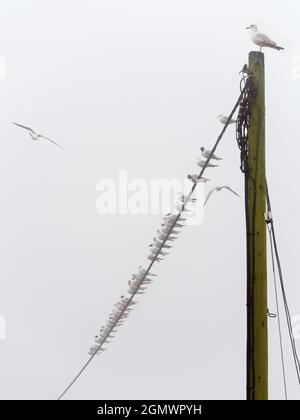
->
88, 145, 241, 362
187, 147, 240, 206
12, 122, 64, 150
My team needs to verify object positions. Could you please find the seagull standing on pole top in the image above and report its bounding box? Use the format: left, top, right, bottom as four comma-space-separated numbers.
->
217, 114, 237, 125
12, 122, 64, 149
246, 25, 284, 51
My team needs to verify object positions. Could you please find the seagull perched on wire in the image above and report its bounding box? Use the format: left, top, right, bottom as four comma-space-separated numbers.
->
197, 159, 219, 168
177, 193, 196, 203
200, 147, 222, 161
188, 174, 210, 183
12, 122, 64, 149
217, 114, 237, 125
204, 185, 241, 206
246, 25, 284, 51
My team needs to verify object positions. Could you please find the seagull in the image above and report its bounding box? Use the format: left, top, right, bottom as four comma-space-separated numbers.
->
188, 174, 210, 183
204, 185, 241, 206
12, 122, 64, 149
197, 159, 219, 168
200, 147, 222, 161
177, 193, 196, 203
217, 114, 237, 125
174, 202, 193, 212
246, 25, 284, 51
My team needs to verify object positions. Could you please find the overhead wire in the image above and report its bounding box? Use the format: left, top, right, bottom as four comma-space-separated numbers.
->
267, 212, 288, 399
266, 181, 300, 386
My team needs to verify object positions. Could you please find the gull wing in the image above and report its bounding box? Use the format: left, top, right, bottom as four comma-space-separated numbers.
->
222, 186, 241, 197
204, 187, 217, 206
40, 135, 64, 150
255, 32, 277, 47
12, 122, 34, 133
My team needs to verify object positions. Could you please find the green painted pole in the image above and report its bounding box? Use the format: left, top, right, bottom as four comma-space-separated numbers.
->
246, 51, 268, 400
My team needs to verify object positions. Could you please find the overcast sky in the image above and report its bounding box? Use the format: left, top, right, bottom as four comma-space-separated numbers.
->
0, 0, 299, 400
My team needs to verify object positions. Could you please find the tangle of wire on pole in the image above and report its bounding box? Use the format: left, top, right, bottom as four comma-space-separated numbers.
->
236, 76, 250, 173
236, 71, 258, 174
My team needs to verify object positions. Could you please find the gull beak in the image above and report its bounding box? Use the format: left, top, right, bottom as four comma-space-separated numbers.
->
246, 26, 250, 29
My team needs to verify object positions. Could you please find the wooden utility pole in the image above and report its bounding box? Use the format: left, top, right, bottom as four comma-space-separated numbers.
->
246, 51, 268, 400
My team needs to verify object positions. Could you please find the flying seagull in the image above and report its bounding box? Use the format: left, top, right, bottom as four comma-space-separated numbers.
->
217, 114, 237, 125
204, 185, 241, 206
246, 25, 284, 51
200, 147, 222, 161
12, 122, 64, 149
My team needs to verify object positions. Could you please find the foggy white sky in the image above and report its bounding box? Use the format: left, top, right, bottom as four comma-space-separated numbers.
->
0, 0, 299, 400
